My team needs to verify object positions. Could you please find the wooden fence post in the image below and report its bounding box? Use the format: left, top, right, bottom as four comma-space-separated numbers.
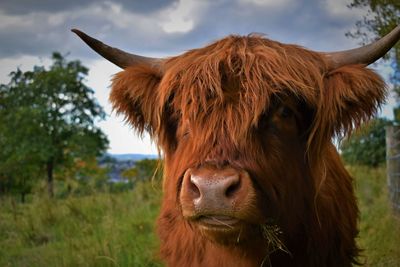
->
386, 125, 400, 217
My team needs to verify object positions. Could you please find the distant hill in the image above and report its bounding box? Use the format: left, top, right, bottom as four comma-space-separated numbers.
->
99, 153, 159, 182
108, 153, 158, 162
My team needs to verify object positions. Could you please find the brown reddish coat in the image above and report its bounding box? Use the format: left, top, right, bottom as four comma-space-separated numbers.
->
109, 35, 386, 266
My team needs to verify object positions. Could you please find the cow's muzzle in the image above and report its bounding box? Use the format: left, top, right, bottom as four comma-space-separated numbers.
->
179, 164, 259, 243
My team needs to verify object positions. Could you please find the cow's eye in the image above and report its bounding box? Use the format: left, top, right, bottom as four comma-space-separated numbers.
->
180, 128, 190, 140
277, 105, 293, 119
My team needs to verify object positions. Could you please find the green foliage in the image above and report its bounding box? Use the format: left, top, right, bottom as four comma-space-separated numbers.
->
0, 52, 109, 197
0, 179, 163, 267
55, 158, 110, 198
348, 0, 400, 42
348, 0, 400, 94
348, 165, 400, 266
341, 118, 392, 167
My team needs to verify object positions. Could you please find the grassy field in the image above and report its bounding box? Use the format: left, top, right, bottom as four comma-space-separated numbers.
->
0, 166, 399, 266
0, 181, 163, 267
348, 166, 400, 266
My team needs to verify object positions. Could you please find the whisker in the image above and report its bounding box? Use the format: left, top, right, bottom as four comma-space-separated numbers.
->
204, 215, 235, 229
236, 226, 243, 243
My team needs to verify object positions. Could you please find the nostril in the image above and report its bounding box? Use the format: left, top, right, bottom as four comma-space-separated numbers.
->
188, 176, 201, 199
225, 178, 241, 198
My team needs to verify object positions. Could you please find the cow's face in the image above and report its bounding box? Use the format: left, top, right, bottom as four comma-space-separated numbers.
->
175, 93, 313, 245
109, 35, 385, 247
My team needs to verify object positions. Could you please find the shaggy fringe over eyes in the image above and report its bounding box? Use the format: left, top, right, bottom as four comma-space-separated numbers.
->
157, 34, 324, 151
109, 34, 387, 157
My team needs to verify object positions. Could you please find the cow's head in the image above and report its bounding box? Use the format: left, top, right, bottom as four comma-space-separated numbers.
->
73, 27, 399, 263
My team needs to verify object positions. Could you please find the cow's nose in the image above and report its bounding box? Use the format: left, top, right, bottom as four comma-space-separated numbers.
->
190, 172, 240, 201
180, 166, 251, 216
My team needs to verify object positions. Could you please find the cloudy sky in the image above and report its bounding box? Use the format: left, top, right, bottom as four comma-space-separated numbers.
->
0, 0, 396, 155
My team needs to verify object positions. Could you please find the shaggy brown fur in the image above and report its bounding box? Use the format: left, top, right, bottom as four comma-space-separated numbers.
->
110, 35, 386, 266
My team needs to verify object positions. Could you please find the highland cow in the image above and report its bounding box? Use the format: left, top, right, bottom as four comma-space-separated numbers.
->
73, 25, 400, 266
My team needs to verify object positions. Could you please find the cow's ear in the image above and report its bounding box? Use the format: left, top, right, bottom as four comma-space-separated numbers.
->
110, 65, 163, 135
310, 65, 386, 147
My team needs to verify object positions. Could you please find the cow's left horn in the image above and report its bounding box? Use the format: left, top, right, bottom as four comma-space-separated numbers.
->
71, 29, 163, 69
324, 25, 400, 69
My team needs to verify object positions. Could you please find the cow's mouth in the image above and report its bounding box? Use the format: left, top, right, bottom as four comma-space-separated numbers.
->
190, 215, 250, 245
196, 215, 241, 229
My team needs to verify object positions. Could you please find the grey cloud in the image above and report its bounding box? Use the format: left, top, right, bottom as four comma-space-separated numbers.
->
162, 0, 361, 53
0, 0, 366, 61
121, 0, 179, 14
0, 0, 86, 15
0, 0, 178, 15
0, 1, 170, 58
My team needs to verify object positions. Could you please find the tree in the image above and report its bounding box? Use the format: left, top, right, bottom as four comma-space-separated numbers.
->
340, 118, 392, 167
347, 1, 399, 62
347, 1, 400, 117
56, 156, 110, 196
344, 1, 399, 166
0, 53, 109, 198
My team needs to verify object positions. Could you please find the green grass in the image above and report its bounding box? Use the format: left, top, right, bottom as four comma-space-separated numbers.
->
0, 181, 163, 267
0, 166, 399, 266
348, 165, 400, 267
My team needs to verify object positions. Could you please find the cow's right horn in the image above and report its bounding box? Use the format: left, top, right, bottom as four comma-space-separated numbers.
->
324, 25, 400, 70
71, 29, 163, 69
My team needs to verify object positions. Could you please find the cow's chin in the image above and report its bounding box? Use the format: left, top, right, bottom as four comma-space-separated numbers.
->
191, 215, 258, 246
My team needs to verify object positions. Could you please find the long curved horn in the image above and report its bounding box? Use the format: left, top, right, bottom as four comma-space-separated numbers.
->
71, 29, 163, 69
324, 25, 400, 69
